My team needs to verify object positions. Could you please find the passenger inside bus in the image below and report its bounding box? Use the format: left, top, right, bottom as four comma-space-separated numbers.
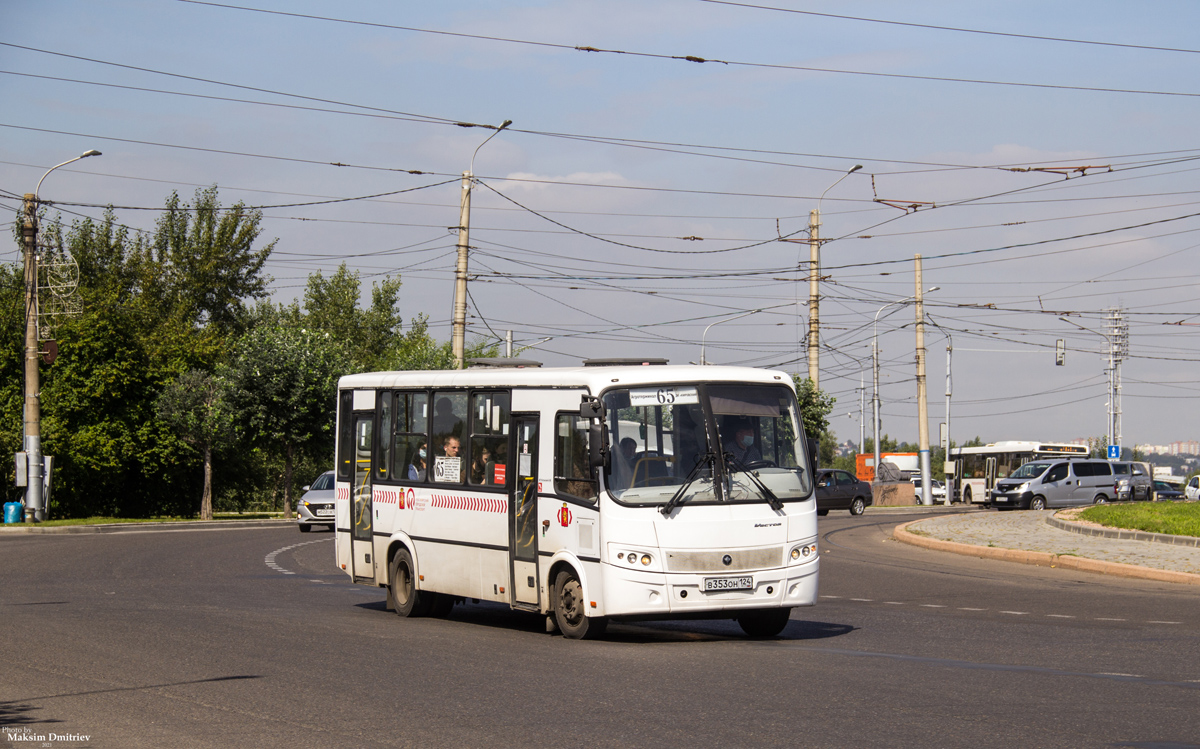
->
408, 440, 427, 481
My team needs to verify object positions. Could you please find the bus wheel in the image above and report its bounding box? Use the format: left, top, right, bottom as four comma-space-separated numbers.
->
1029, 496, 1046, 511
963, 487, 972, 504
737, 608, 792, 638
390, 549, 433, 618
553, 570, 607, 640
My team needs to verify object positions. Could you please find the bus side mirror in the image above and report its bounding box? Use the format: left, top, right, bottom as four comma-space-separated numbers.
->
589, 422, 609, 470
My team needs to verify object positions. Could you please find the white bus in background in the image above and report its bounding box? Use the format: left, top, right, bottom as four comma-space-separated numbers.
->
334, 358, 820, 639
949, 441, 1089, 504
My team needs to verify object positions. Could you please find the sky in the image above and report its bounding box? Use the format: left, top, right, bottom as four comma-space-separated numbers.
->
3, 0, 1200, 449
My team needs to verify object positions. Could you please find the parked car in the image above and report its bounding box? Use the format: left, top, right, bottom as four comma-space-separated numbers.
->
297, 470, 335, 532
1153, 480, 1183, 501
1186, 476, 1200, 501
909, 476, 947, 503
990, 459, 1117, 510
816, 468, 872, 516
1114, 461, 1152, 501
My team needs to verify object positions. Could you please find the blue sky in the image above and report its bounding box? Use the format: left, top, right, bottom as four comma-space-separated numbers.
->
3, 0, 1200, 448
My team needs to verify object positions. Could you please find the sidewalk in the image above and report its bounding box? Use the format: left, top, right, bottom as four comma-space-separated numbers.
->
0, 518, 293, 534
894, 509, 1200, 585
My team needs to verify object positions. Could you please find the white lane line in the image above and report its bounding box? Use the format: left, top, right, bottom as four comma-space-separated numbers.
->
1098, 673, 1143, 678
265, 538, 331, 575
1096, 617, 1126, 622
1046, 614, 1075, 619
958, 607, 985, 611
920, 604, 946, 608
884, 602, 905, 605
999, 611, 1029, 615
820, 595, 842, 599
850, 598, 873, 602
1147, 621, 1182, 625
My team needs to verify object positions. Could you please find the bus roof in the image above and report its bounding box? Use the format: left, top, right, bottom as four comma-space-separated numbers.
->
338, 364, 794, 392
952, 441, 1089, 455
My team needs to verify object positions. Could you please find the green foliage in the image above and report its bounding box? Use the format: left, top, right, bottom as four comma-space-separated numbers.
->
792, 376, 835, 440
1079, 502, 1200, 538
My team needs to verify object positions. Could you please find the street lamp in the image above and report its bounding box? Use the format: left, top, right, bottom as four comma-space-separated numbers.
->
452, 121, 512, 369
21, 149, 102, 521
872, 287, 938, 493
804, 165, 863, 389
700, 309, 761, 365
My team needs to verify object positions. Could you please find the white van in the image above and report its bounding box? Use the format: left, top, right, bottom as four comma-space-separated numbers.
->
989, 459, 1118, 510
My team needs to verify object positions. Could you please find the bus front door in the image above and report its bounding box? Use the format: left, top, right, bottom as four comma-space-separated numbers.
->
509, 415, 540, 608
351, 413, 375, 583
984, 456, 998, 503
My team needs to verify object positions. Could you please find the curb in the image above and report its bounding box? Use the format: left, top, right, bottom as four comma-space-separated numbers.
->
1046, 513, 1200, 548
892, 519, 1200, 587
0, 518, 295, 535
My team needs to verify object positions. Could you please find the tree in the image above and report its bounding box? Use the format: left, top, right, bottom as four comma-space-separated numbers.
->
226, 323, 346, 518
155, 370, 235, 520
792, 376, 835, 441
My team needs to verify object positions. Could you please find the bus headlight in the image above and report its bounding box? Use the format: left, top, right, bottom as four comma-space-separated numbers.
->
640, 554, 652, 566
790, 543, 817, 562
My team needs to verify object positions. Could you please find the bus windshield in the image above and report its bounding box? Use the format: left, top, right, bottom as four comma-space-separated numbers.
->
602, 383, 811, 505
1009, 462, 1052, 479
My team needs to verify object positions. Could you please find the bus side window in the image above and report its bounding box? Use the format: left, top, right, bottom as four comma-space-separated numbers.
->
470, 391, 510, 486
376, 391, 393, 481
554, 413, 598, 503
337, 390, 354, 481
393, 391, 430, 483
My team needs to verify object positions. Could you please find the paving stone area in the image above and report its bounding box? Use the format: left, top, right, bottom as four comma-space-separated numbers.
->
909, 510, 1200, 576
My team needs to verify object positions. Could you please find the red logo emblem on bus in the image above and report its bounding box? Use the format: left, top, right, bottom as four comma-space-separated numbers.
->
558, 503, 573, 527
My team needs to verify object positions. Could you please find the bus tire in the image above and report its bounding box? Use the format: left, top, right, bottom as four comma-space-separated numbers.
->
553, 569, 607, 640
390, 548, 433, 618
737, 608, 792, 638
963, 486, 973, 504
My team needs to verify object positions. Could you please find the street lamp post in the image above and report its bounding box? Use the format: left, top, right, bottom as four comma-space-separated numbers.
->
700, 309, 762, 365
805, 165, 863, 389
22, 149, 101, 521
872, 287, 938, 496
452, 120, 511, 369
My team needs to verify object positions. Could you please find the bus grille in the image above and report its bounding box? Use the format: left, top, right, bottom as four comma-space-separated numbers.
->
664, 547, 783, 572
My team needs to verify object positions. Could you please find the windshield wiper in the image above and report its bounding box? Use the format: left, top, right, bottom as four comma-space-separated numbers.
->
724, 452, 784, 512
660, 451, 715, 517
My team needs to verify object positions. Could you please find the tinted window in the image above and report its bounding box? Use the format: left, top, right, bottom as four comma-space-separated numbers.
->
1113, 462, 1129, 475
836, 471, 857, 486
1044, 463, 1068, 482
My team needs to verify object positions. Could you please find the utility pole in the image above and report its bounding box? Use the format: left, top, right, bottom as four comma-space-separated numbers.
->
807, 209, 820, 389
451, 120, 511, 370
914, 255, 933, 505
451, 171, 472, 368
21, 194, 43, 522
1106, 307, 1127, 456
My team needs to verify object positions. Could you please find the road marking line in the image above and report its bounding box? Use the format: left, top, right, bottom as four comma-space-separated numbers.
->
884, 602, 905, 605
1098, 673, 1142, 678
850, 598, 873, 602
999, 611, 1029, 615
820, 595, 842, 599
920, 604, 946, 608
265, 538, 332, 576
958, 607, 985, 611
1147, 621, 1182, 625
1046, 614, 1075, 618
1096, 617, 1126, 621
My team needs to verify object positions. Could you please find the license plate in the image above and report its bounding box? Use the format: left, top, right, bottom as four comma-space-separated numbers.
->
315, 508, 334, 517
994, 496, 1008, 502
703, 576, 753, 592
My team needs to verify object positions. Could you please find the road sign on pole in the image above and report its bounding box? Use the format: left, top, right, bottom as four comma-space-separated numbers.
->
1107, 444, 1120, 460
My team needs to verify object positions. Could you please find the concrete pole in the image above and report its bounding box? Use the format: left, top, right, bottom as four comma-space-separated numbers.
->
944, 332, 953, 502
872, 336, 881, 482
505, 329, 513, 358
21, 194, 43, 522
807, 209, 820, 389
451, 171, 472, 369
915, 256, 932, 505
859, 371, 865, 451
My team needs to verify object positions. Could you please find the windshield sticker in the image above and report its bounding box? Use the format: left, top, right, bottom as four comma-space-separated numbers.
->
629, 386, 699, 406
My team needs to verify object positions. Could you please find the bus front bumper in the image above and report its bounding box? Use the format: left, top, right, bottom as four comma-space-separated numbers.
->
598, 559, 818, 617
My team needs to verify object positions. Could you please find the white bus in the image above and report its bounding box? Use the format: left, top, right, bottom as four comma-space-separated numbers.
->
949, 441, 1089, 504
333, 359, 819, 639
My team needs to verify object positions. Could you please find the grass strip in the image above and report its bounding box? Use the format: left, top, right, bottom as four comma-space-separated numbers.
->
1078, 502, 1200, 538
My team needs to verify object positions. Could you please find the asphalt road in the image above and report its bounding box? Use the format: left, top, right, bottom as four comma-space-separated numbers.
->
3, 511, 1199, 748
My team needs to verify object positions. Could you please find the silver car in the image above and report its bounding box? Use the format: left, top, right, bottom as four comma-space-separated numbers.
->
297, 470, 335, 532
